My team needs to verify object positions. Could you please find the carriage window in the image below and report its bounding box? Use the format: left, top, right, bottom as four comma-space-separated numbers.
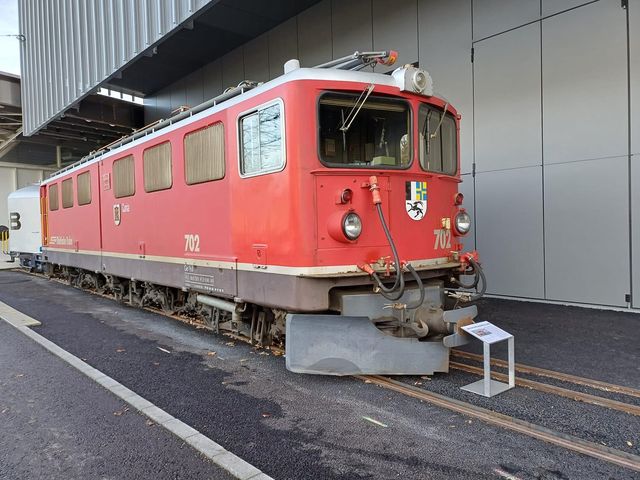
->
49, 184, 59, 211
184, 123, 225, 185
419, 105, 457, 175
77, 171, 91, 205
61, 178, 74, 208
318, 93, 410, 168
240, 102, 284, 176
113, 155, 136, 198
144, 142, 173, 192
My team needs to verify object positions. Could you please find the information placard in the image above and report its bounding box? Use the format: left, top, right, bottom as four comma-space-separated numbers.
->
460, 321, 515, 397
461, 321, 512, 345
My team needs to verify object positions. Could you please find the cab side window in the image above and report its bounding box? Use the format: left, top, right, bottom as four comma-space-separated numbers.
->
239, 101, 284, 176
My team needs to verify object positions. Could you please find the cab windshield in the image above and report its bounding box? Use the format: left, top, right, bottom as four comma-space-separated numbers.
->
319, 92, 410, 168
419, 104, 457, 175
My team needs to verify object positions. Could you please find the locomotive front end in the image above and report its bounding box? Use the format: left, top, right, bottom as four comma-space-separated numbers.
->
286, 66, 485, 376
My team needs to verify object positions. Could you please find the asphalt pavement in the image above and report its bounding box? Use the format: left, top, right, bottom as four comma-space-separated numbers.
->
0, 319, 234, 480
0, 270, 637, 479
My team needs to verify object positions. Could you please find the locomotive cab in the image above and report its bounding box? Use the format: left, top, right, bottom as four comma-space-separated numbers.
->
285, 64, 484, 375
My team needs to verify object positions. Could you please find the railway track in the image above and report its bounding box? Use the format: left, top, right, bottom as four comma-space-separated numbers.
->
360, 375, 640, 473
451, 349, 640, 399
449, 361, 640, 416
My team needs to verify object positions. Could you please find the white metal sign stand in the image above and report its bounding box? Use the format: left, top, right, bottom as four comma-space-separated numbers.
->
459, 321, 515, 397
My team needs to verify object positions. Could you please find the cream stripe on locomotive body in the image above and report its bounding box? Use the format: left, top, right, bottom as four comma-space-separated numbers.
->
38, 51, 485, 376
44, 247, 457, 277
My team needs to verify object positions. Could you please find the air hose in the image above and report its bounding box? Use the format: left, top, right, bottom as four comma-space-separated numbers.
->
450, 256, 486, 302
367, 177, 425, 309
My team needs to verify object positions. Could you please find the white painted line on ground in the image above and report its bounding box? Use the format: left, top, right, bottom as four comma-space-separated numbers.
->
0, 300, 273, 480
0, 300, 41, 326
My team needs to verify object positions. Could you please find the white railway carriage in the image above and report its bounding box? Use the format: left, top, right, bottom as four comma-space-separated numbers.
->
7, 185, 43, 271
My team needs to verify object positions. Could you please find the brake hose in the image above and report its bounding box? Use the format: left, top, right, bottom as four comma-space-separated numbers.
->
368, 177, 425, 309
451, 256, 486, 302
371, 202, 404, 299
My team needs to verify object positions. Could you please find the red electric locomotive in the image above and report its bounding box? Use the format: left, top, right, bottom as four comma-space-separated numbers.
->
40, 51, 484, 375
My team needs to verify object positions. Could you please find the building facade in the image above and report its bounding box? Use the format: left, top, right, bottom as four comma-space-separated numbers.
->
18, 0, 640, 310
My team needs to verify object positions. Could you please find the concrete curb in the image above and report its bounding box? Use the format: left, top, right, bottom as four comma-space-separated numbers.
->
0, 301, 41, 326
0, 301, 273, 480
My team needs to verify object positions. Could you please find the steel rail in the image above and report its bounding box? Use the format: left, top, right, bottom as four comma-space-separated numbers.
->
451, 350, 640, 399
449, 361, 640, 416
359, 375, 640, 473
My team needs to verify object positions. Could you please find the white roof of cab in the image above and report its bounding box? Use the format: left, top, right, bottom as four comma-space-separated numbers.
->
42, 67, 426, 184
8, 184, 40, 199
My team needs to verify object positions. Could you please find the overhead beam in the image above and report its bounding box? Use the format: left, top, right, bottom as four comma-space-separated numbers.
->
0, 127, 22, 155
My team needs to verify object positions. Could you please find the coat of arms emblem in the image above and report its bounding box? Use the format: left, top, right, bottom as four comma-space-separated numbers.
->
405, 181, 427, 220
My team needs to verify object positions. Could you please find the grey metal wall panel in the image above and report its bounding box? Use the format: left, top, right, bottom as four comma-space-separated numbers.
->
542, 0, 593, 17
170, 78, 187, 113
268, 18, 298, 80
419, 0, 474, 175
476, 167, 545, 299
633, 0, 640, 308
372, 0, 418, 72
632, 0, 640, 155
459, 173, 476, 252
633, 155, 640, 308
221, 47, 245, 91
244, 35, 270, 83
474, 23, 541, 172
544, 157, 630, 307
331, 0, 373, 59
472, 0, 540, 41
19, 0, 215, 135
542, 0, 627, 165
155, 88, 173, 121
297, 0, 332, 67
16, 168, 42, 189
185, 69, 204, 108
144, 96, 158, 125
203, 59, 223, 100
0, 167, 16, 230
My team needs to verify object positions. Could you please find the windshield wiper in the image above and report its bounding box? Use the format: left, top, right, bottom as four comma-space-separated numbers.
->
339, 83, 374, 132
424, 102, 449, 155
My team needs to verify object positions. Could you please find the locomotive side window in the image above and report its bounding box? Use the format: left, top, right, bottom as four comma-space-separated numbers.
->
419, 105, 457, 175
144, 141, 173, 192
49, 184, 59, 211
239, 101, 284, 176
61, 178, 74, 209
77, 171, 91, 205
184, 123, 225, 185
318, 93, 410, 168
113, 155, 136, 198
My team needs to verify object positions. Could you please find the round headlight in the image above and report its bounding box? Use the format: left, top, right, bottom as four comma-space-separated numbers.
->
454, 211, 471, 235
412, 70, 427, 93
343, 213, 362, 240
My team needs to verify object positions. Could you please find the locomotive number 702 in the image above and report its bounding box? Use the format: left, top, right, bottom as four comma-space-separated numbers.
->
433, 229, 452, 250
184, 234, 200, 253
